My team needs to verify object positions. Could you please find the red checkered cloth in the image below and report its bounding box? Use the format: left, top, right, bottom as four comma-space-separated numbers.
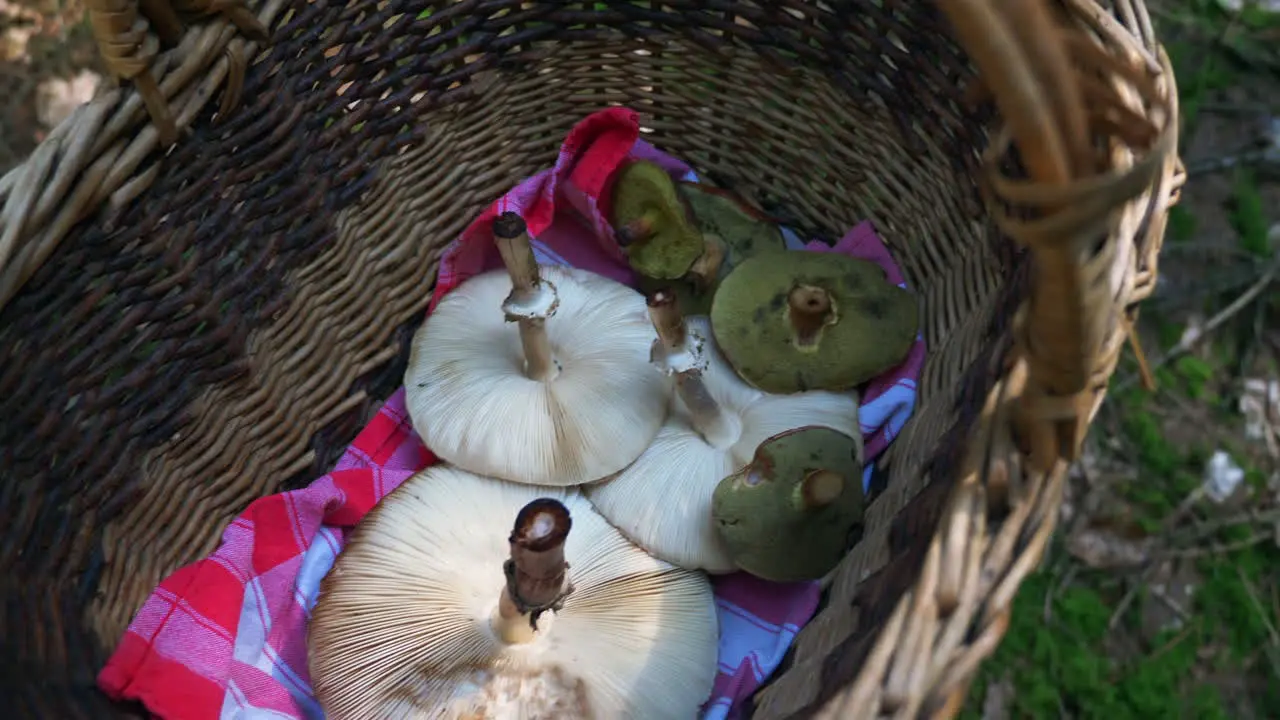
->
98, 107, 924, 720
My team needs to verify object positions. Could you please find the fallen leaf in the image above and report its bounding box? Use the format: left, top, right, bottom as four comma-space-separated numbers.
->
1067, 525, 1152, 569
1240, 377, 1280, 457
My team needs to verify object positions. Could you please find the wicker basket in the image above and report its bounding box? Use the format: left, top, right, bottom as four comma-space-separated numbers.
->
0, 0, 1182, 717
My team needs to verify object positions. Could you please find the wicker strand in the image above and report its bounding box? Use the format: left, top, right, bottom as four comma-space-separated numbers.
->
87, 0, 179, 147
173, 0, 270, 42
0, 0, 285, 312
139, 0, 186, 46
802, 2, 1178, 717
938, 0, 1171, 469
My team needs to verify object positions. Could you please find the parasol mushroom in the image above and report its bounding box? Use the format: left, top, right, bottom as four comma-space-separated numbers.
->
404, 212, 671, 487
585, 289, 859, 573
712, 426, 865, 582
609, 160, 710, 281
309, 465, 719, 719
710, 250, 919, 394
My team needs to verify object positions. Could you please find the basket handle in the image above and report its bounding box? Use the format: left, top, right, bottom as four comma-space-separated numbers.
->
934, 0, 1176, 470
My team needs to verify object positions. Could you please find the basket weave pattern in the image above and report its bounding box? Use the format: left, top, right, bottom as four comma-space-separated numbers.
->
0, 1, 1181, 717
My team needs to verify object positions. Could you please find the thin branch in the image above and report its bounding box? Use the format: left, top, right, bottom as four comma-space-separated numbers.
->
1116, 254, 1280, 394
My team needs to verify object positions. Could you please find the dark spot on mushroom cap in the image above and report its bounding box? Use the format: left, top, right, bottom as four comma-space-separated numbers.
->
753, 306, 766, 323
844, 270, 863, 289
769, 292, 786, 312
860, 297, 888, 320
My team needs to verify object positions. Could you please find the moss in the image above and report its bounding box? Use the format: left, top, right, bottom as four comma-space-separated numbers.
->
968, 371, 1276, 717
1229, 169, 1271, 257
964, 555, 1253, 718
1167, 205, 1198, 243
1174, 356, 1215, 400
1195, 544, 1279, 661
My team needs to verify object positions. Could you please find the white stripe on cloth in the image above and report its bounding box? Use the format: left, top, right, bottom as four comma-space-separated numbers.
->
223, 527, 340, 720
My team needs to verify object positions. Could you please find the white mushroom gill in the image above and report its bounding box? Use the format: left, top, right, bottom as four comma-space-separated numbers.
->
585, 292, 859, 573
404, 213, 672, 487
308, 465, 718, 720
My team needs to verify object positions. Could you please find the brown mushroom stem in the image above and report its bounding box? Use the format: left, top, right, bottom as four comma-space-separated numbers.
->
647, 290, 734, 445
496, 498, 574, 644
687, 234, 726, 290
796, 469, 845, 510
494, 212, 557, 382
616, 213, 658, 247
787, 285, 835, 347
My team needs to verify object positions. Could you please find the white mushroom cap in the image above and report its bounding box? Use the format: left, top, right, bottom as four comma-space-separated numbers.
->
405, 264, 673, 487
309, 465, 719, 720
585, 314, 860, 572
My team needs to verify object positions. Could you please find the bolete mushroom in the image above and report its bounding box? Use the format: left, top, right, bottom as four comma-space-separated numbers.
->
709, 250, 919, 394
678, 182, 786, 276
309, 465, 719, 719
635, 183, 786, 316
609, 160, 708, 280
711, 426, 865, 582
404, 212, 671, 487
585, 290, 859, 573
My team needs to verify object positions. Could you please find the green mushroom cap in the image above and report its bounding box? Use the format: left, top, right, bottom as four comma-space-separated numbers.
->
709, 250, 919, 394
609, 160, 705, 280
711, 426, 865, 583
677, 183, 786, 281
634, 184, 786, 316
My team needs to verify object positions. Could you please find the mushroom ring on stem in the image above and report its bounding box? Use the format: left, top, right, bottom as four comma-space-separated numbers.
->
585, 290, 860, 573
309, 466, 719, 720
405, 213, 672, 487
710, 250, 920, 394
712, 426, 866, 583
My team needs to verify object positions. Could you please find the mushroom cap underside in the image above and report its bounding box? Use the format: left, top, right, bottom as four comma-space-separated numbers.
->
405, 265, 673, 487
709, 250, 920, 394
609, 160, 705, 280
712, 426, 866, 582
585, 316, 859, 573
309, 466, 719, 720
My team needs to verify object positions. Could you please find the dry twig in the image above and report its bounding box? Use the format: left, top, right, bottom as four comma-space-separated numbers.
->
1116, 252, 1280, 394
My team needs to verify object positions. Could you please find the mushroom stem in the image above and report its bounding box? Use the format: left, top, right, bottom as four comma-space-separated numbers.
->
495, 498, 574, 644
617, 212, 658, 247
647, 290, 735, 446
494, 212, 558, 382
787, 284, 835, 347
687, 234, 726, 290
795, 469, 846, 510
